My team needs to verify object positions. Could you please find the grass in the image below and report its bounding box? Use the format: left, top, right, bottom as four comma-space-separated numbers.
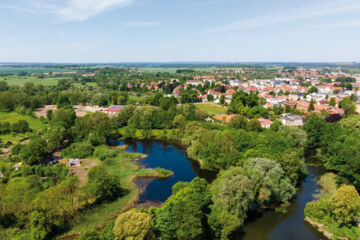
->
73, 82, 98, 88
139, 67, 179, 73
66, 147, 145, 234
0, 112, 47, 143
318, 172, 337, 196
196, 103, 228, 116
0, 76, 62, 86
137, 167, 174, 178
0, 67, 76, 74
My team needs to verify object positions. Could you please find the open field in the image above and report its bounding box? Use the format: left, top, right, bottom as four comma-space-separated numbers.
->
139, 67, 243, 73
0, 76, 63, 86
0, 112, 45, 129
0, 67, 76, 74
0, 112, 46, 142
195, 103, 228, 115
139, 67, 179, 73
73, 82, 98, 87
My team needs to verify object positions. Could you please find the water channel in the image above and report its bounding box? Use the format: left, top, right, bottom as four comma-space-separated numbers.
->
119, 140, 326, 240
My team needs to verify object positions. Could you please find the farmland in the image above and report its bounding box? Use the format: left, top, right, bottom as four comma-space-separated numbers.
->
0, 75, 63, 86
0, 66, 76, 74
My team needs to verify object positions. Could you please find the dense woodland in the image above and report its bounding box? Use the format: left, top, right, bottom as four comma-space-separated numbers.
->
0, 67, 359, 240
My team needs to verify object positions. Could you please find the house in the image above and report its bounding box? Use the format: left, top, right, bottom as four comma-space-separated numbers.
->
104, 105, 124, 115
258, 118, 272, 128
213, 114, 237, 123
280, 113, 303, 126
355, 101, 360, 114
104, 108, 121, 115
69, 158, 81, 167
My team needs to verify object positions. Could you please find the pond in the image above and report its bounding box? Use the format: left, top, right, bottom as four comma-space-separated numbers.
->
118, 140, 326, 240
118, 139, 217, 203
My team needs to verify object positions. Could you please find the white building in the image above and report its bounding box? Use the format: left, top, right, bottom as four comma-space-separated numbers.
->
280, 113, 303, 126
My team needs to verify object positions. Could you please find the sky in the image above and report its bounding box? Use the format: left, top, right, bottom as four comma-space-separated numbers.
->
0, 0, 360, 63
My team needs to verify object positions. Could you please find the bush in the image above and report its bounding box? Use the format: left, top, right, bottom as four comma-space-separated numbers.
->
101, 219, 115, 240
62, 142, 94, 159
86, 165, 122, 202
93, 147, 118, 161
11, 120, 30, 133
113, 211, 155, 240
330, 185, 360, 227
304, 199, 331, 224
78, 230, 101, 240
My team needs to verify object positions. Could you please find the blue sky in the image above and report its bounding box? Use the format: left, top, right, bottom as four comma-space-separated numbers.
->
1, 0, 360, 62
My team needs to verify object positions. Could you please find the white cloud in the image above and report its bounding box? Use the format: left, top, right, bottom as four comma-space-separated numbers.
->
307, 19, 360, 30
0, 4, 36, 13
4, 0, 134, 21
206, 1, 360, 33
56, 0, 133, 21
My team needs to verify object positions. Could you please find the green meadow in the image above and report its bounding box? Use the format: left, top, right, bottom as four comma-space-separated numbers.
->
196, 103, 228, 116
0, 76, 62, 86
0, 67, 75, 74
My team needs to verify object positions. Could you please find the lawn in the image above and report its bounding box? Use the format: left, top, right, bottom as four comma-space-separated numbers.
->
196, 103, 228, 116
0, 76, 62, 86
0, 112, 47, 143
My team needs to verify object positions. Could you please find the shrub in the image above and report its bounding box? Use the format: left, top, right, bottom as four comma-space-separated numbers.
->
113, 211, 155, 240
62, 142, 94, 159
78, 230, 101, 240
93, 147, 118, 161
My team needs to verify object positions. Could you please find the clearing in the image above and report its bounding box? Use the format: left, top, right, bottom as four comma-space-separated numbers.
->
196, 103, 228, 116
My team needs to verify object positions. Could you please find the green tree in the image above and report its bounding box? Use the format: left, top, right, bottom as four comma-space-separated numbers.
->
330, 185, 360, 227
270, 120, 282, 132
113, 211, 155, 240
20, 136, 48, 165
86, 165, 121, 202
329, 98, 336, 107
228, 115, 247, 129
30, 209, 52, 240
207, 94, 215, 102
172, 114, 186, 132
211, 167, 254, 224
308, 101, 315, 112
220, 94, 225, 105
339, 98, 356, 116
155, 178, 210, 240
242, 158, 295, 205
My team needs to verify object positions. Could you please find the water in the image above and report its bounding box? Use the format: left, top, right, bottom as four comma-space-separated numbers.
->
118, 139, 217, 203
239, 165, 327, 240
118, 140, 326, 240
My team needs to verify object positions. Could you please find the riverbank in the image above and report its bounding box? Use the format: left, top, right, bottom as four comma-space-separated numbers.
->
59, 144, 174, 239
304, 172, 360, 240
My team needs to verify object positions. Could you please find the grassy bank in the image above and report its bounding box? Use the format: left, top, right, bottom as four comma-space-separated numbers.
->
137, 167, 174, 178
63, 144, 173, 237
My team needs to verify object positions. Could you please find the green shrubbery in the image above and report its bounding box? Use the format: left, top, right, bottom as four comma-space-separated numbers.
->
62, 142, 94, 159
93, 146, 118, 161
